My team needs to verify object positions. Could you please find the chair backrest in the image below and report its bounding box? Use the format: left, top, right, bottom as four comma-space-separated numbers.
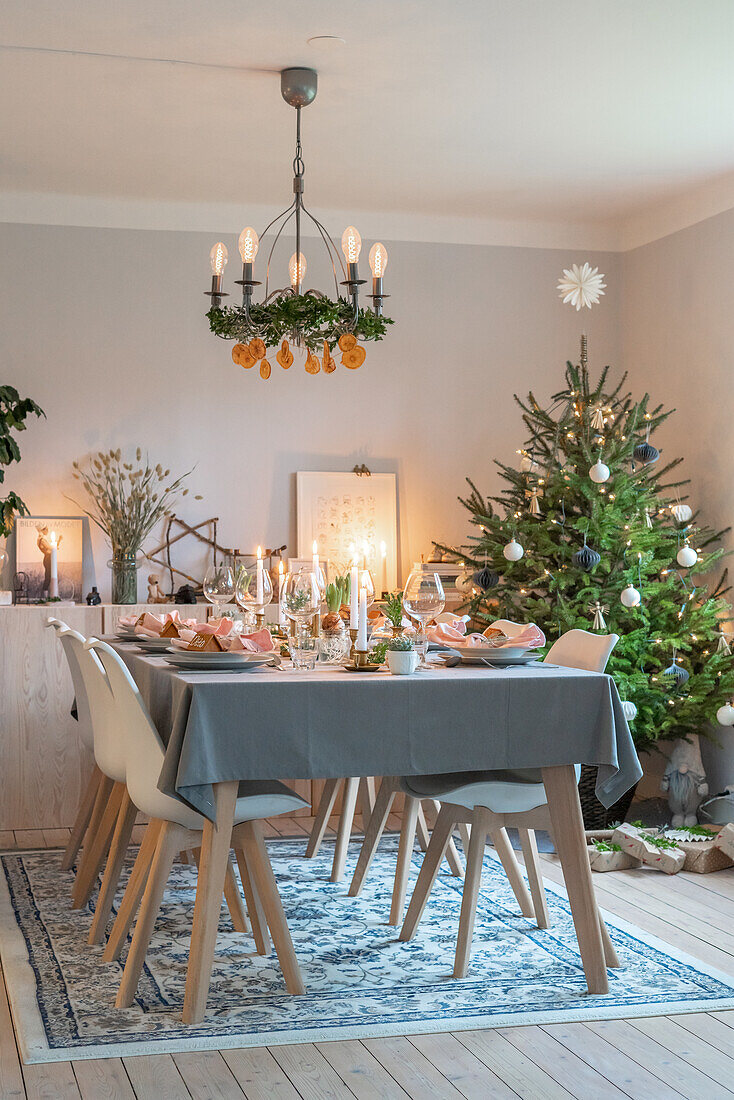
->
63, 633, 126, 783
84, 639, 173, 821
545, 629, 619, 673
54, 627, 95, 753
45, 616, 68, 632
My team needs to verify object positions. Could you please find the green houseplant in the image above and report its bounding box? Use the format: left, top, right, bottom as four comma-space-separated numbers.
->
0, 385, 45, 538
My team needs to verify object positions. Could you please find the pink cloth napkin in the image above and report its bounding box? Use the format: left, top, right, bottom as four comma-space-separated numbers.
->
425, 620, 468, 646
434, 622, 546, 649
222, 628, 275, 653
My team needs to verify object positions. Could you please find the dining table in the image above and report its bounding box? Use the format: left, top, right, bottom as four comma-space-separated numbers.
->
111, 641, 642, 1024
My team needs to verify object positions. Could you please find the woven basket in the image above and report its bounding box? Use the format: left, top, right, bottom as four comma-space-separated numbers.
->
578, 764, 638, 830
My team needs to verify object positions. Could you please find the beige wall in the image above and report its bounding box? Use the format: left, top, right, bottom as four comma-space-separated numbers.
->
0, 222, 620, 598
621, 209, 734, 794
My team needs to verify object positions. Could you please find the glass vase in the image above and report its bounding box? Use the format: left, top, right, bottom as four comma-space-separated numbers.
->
110, 550, 139, 604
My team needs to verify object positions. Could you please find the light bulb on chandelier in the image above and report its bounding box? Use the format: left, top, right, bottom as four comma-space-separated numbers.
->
203, 68, 393, 378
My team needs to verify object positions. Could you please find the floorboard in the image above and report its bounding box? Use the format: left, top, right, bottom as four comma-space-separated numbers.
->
2, 816, 734, 1099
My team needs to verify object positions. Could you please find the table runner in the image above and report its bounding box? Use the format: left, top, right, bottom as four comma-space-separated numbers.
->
112, 644, 641, 822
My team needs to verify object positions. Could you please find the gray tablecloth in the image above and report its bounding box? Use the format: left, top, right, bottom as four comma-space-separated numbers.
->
112, 644, 642, 822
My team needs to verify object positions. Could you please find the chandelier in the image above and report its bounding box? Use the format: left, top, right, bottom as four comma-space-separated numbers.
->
205, 68, 393, 379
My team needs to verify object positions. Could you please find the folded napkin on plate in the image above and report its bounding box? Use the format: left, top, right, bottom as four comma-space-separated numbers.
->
221, 628, 275, 653
180, 618, 234, 637
433, 622, 546, 649
426, 619, 469, 646
133, 611, 182, 637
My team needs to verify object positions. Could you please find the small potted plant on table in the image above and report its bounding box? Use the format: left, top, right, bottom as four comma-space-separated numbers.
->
386, 634, 418, 675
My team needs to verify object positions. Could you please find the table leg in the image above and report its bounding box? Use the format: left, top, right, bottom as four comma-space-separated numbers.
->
542, 765, 608, 995
182, 780, 238, 1024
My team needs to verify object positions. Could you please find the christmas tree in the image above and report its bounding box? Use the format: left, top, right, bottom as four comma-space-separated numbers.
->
434, 336, 734, 753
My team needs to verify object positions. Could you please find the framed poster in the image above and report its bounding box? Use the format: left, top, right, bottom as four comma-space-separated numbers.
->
296, 471, 398, 592
14, 516, 84, 601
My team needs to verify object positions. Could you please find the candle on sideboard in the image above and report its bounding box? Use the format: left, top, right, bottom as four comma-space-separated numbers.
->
379, 540, 387, 596
357, 584, 368, 651
350, 563, 359, 630
48, 531, 59, 599
278, 560, 285, 627
256, 545, 263, 605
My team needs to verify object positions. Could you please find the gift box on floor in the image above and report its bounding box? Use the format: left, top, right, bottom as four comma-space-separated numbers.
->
666, 825, 734, 873
588, 844, 641, 872
611, 823, 685, 875
714, 823, 734, 863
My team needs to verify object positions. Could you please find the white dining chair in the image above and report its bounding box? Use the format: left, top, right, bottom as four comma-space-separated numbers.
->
85, 638, 309, 1004
45, 618, 107, 875
398, 629, 621, 979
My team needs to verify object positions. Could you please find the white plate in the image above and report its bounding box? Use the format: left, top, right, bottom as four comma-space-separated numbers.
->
168, 658, 273, 673
444, 650, 541, 666
446, 645, 532, 660
135, 636, 174, 652
163, 651, 274, 669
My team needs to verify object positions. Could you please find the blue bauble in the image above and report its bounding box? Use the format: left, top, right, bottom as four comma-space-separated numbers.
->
573, 545, 601, 572
473, 567, 499, 591
634, 441, 659, 465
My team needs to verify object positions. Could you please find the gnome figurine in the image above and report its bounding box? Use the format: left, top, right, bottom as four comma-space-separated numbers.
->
661, 736, 709, 827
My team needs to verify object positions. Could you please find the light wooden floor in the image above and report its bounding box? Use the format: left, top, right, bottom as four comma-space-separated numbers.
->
2, 817, 734, 1099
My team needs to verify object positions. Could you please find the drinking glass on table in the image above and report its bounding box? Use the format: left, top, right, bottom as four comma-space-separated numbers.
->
402, 571, 445, 668
281, 570, 321, 668
235, 563, 273, 630
203, 563, 235, 618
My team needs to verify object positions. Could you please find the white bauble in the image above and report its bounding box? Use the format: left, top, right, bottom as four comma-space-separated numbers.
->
671, 503, 693, 524
454, 572, 474, 595
716, 703, 734, 727
503, 539, 524, 561
589, 460, 610, 484
676, 544, 698, 568
620, 584, 641, 608
621, 700, 638, 722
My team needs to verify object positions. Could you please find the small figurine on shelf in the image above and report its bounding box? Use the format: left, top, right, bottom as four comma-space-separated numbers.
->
85, 586, 101, 606
147, 573, 168, 603
174, 584, 198, 604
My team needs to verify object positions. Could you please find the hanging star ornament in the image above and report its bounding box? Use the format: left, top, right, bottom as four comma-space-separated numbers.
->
557, 263, 606, 311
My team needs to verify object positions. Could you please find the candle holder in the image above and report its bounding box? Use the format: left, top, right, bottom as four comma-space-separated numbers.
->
349, 627, 358, 660
311, 610, 321, 639
255, 612, 265, 630
353, 648, 371, 668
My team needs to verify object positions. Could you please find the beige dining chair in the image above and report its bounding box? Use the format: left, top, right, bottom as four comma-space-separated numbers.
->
44, 618, 105, 876
86, 638, 309, 1005
398, 629, 621, 979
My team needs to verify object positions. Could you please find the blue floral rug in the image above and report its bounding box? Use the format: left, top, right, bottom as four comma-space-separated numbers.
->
2, 837, 734, 1063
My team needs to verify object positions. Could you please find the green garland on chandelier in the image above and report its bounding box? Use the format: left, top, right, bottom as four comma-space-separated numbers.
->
207, 294, 393, 352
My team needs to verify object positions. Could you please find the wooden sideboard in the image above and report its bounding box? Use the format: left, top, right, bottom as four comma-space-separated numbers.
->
0, 604, 209, 830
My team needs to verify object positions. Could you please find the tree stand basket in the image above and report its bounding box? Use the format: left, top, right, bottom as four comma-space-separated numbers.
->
579, 765, 638, 830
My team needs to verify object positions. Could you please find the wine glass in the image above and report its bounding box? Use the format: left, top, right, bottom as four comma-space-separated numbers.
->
359, 569, 376, 608
235, 563, 273, 628
203, 562, 235, 619
280, 570, 321, 668
402, 571, 445, 668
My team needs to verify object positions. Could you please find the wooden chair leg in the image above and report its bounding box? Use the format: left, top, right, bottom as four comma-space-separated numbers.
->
348, 778, 396, 897
399, 805, 457, 942
542, 765, 608, 994
223, 855, 249, 933
61, 765, 102, 872
489, 828, 535, 919
331, 777, 359, 883
88, 789, 138, 945
116, 821, 183, 1007
599, 912, 621, 968
454, 809, 490, 978
517, 828, 549, 929
236, 821, 305, 995
72, 780, 124, 910
71, 773, 114, 893
389, 796, 419, 925
416, 802, 431, 852
457, 823, 471, 853
359, 776, 377, 828
103, 820, 162, 962
305, 778, 340, 859
235, 847, 270, 955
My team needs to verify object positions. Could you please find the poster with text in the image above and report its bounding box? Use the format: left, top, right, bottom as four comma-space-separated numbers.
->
15, 517, 84, 601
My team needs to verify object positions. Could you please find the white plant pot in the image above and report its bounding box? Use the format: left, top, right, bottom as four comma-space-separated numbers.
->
387, 649, 419, 675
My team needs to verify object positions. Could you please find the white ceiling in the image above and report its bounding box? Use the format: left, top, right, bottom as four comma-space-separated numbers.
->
3, 0, 734, 249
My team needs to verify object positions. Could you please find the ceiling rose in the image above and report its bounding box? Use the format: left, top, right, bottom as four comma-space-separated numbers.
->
205, 67, 393, 379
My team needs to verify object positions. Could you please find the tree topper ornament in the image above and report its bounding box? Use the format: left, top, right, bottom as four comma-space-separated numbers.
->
557, 263, 606, 311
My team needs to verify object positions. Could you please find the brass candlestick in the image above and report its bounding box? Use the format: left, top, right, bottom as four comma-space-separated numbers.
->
311, 610, 321, 639
349, 627, 358, 661
255, 612, 265, 630
354, 648, 371, 668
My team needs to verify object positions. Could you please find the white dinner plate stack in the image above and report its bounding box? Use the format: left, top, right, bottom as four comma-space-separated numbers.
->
163, 650, 276, 672
443, 646, 541, 666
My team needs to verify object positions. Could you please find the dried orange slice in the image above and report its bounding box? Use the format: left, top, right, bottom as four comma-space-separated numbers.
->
276, 340, 294, 369
338, 333, 357, 353
341, 346, 366, 370
259, 359, 271, 380
232, 343, 255, 369
249, 338, 267, 360
305, 351, 321, 375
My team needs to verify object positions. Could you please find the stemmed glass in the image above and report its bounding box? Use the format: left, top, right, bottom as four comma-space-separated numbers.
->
403, 571, 445, 668
203, 562, 235, 618
280, 570, 321, 668
235, 564, 273, 630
